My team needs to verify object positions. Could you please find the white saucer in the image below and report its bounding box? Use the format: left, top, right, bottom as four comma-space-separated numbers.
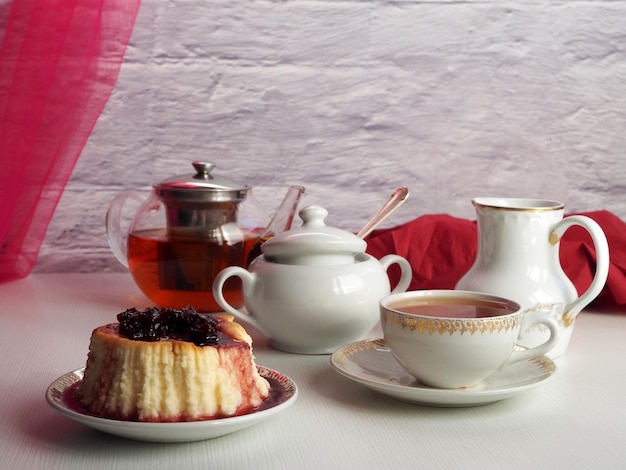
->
46, 366, 297, 443
330, 338, 556, 407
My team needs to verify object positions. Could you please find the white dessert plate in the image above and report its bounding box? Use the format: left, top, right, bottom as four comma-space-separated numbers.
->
330, 338, 556, 407
46, 366, 298, 443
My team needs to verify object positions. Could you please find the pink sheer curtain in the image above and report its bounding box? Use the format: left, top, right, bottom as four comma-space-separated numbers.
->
0, 0, 141, 282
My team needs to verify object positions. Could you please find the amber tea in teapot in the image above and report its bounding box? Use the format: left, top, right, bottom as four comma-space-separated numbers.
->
127, 228, 259, 312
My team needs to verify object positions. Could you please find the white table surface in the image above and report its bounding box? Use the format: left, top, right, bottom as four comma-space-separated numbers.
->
1, 273, 625, 469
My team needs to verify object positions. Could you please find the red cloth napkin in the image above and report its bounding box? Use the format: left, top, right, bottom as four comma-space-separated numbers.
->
365, 210, 626, 311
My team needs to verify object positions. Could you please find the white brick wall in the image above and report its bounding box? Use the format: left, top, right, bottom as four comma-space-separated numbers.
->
34, 0, 626, 272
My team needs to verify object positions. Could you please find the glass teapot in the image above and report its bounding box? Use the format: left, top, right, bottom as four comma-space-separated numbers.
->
106, 161, 304, 312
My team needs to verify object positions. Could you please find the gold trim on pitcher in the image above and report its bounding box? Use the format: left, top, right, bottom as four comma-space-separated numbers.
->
472, 198, 564, 212
562, 311, 575, 328
549, 230, 561, 245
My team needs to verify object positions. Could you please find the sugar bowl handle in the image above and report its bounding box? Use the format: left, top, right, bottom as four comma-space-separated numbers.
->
212, 267, 269, 336
379, 254, 412, 294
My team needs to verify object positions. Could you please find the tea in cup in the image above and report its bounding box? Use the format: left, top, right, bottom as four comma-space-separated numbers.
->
380, 290, 560, 389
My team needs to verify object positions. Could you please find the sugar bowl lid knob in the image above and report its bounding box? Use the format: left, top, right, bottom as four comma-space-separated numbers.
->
261, 205, 367, 265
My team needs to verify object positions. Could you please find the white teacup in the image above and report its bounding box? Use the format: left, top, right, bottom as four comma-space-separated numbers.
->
380, 290, 560, 389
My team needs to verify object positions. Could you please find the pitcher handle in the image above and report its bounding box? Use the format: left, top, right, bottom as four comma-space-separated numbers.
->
379, 254, 412, 294
551, 215, 610, 326
105, 191, 145, 268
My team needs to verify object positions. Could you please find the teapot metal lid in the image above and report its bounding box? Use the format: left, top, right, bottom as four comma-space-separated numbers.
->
154, 162, 249, 203
262, 205, 367, 265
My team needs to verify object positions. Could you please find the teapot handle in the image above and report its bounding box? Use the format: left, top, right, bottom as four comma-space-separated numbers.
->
105, 191, 145, 268
551, 215, 610, 326
212, 267, 268, 335
379, 254, 412, 294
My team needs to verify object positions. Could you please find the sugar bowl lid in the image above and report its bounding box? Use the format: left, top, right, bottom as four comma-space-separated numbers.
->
261, 205, 367, 265
154, 161, 249, 203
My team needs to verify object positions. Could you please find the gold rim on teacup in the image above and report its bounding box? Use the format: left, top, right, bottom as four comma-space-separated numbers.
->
382, 309, 521, 336
380, 290, 522, 336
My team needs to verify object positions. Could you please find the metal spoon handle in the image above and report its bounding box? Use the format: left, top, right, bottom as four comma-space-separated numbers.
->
357, 187, 409, 239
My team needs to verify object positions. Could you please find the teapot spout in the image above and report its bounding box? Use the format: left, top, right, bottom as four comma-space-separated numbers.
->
261, 185, 305, 238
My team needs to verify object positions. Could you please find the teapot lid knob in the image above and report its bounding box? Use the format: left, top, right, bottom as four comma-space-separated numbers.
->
192, 161, 216, 180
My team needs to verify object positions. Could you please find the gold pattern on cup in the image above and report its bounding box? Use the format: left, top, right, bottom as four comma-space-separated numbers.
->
383, 310, 520, 335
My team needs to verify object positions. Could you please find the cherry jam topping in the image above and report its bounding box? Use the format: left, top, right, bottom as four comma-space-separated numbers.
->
117, 306, 219, 346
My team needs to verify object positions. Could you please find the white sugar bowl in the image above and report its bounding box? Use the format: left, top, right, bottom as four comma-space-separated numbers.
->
212, 205, 412, 354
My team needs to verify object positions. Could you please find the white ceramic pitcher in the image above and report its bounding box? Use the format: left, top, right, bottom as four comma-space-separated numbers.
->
456, 197, 610, 358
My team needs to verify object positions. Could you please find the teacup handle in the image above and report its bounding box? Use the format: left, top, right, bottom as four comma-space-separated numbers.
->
379, 254, 412, 294
550, 215, 610, 326
504, 316, 561, 367
212, 266, 268, 336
